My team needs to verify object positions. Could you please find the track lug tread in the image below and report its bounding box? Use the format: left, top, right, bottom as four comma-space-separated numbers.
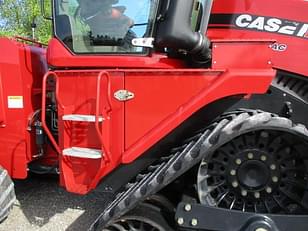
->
89, 109, 308, 230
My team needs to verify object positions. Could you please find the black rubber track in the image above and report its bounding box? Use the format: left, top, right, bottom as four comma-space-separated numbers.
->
89, 109, 308, 230
0, 166, 15, 223
104, 202, 174, 231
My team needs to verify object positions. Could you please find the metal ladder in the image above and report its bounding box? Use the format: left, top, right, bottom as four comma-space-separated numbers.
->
41, 71, 112, 162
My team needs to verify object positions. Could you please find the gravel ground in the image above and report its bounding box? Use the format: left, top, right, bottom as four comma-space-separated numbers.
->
0, 175, 112, 231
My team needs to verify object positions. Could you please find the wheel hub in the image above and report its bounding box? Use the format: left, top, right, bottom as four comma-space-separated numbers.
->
227, 149, 281, 200
237, 160, 270, 190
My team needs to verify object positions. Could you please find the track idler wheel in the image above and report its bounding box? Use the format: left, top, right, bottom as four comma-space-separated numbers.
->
198, 112, 308, 215
0, 166, 15, 222
103, 202, 174, 231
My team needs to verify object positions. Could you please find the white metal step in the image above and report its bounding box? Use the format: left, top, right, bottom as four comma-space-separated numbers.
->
63, 147, 102, 159
62, 114, 104, 122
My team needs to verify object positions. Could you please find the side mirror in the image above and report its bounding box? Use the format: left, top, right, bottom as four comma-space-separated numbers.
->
40, 0, 53, 20
155, 0, 212, 66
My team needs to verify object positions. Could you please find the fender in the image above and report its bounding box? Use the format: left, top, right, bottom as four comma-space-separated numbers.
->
53, 40, 275, 194
122, 40, 275, 163
122, 68, 275, 163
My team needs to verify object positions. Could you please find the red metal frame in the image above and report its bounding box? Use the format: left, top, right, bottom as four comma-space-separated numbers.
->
208, 0, 308, 77
0, 33, 276, 194
47, 38, 186, 69
0, 74, 6, 127
42, 40, 275, 194
123, 67, 274, 163
52, 70, 125, 193
3, 0, 296, 194
14, 36, 47, 47
95, 71, 112, 163
42, 71, 61, 154
0, 37, 47, 178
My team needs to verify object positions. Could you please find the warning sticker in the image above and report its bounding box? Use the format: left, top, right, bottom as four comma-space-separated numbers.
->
8, 96, 23, 109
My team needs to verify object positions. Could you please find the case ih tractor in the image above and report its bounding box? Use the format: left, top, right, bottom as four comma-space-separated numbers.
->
0, 0, 308, 230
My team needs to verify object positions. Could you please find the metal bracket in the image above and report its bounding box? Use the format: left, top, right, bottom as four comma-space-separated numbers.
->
114, 90, 135, 102
132, 37, 154, 48
175, 202, 308, 231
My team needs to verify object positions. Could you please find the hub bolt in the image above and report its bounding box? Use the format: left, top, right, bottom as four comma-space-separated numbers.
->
184, 204, 192, 212
230, 170, 236, 176
248, 153, 254, 159
255, 228, 268, 231
177, 217, 184, 225
232, 181, 239, 188
266, 187, 272, 194
191, 218, 198, 226
272, 176, 279, 183
241, 190, 248, 197
270, 164, 276, 170
254, 192, 260, 199
236, 159, 242, 165
261, 155, 267, 161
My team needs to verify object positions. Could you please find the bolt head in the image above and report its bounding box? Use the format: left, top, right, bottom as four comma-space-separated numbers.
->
177, 217, 184, 225
236, 159, 242, 165
266, 187, 272, 194
184, 204, 192, 212
272, 176, 279, 183
241, 190, 248, 197
232, 181, 239, 188
230, 170, 236, 176
254, 192, 260, 199
248, 153, 254, 159
191, 218, 198, 226
255, 228, 269, 231
261, 155, 267, 161
270, 164, 276, 170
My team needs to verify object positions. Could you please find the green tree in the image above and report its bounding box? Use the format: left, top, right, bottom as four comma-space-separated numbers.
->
0, 0, 52, 43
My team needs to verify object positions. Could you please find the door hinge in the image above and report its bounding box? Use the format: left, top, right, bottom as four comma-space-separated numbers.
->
114, 90, 135, 102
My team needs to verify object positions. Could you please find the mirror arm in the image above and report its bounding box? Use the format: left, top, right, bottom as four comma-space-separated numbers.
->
41, 0, 53, 20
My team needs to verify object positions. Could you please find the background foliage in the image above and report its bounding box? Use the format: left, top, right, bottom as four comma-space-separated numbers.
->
0, 0, 52, 43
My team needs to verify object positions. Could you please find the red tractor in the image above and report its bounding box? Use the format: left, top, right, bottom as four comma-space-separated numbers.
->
0, 0, 307, 230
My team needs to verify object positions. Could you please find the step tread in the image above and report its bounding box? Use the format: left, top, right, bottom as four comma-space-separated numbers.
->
63, 147, 102, 159
62, 114, 104, 122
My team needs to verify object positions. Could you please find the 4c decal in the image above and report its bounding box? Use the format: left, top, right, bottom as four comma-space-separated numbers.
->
271, 43, 287, 52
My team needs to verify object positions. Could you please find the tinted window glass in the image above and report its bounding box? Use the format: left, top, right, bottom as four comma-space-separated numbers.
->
54, 0, 158, 54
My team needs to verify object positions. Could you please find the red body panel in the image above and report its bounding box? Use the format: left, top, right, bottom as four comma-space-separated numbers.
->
47, 38, 185, 69
124, 71, 217, 149
209, 0, 308, 77
47, 41, 275, 194
0, 3, 284, 195
0, 38, 47, 178
55, 71, 124, 193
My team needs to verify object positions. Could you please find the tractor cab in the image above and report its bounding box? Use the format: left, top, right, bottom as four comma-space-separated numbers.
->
49, 0, 212, 68
54, 0, 156, 54
38, 0, 275, 196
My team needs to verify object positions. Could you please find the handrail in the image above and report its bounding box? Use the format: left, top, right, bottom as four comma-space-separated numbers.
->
43, 70, 112, 162
95, 71, 112, 163
42, 71, 61, 154
14, 36, 47, 47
